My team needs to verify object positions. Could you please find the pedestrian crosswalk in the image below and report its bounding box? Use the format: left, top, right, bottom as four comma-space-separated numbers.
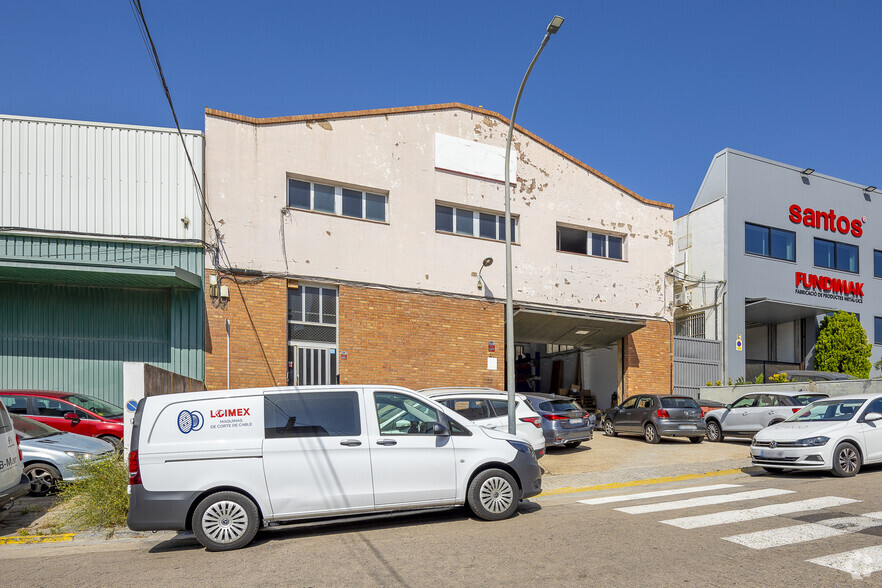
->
577, 483, 882, 580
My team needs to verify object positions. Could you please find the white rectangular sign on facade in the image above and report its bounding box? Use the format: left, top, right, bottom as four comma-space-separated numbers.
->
434, 133, 516, 183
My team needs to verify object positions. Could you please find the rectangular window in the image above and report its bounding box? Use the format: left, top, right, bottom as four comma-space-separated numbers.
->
745, 223, 795, 261
264, 391, 360, 438
287, 178, 387, 222
288, 285, 338, 343
876, 317, 882, 345
557, 226, 624, 260
815, 238, 859, 273
875, 250, 882, 279
435, 203, 517, 243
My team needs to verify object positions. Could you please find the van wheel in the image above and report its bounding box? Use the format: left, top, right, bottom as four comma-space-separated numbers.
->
24, 463, 60, 496
193, 491, 259, 551
467, 469, 519, 521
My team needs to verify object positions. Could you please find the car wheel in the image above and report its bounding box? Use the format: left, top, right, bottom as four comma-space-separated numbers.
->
831, 442, 861, 478
689, 436, 703, 444
644, 423, 660, 444
768, 419, 784, 426
467, 469, 519, 521
98, 435, 122, 452
604, 419, 617, 437
192, 491, 260, 551
24, 463, 61, 497
706, 420, 723, 442
564, 441, 581, 449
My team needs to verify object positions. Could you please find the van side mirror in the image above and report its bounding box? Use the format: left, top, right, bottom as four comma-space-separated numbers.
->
64, 412, 81, 424
725, 404, 732, 410
865, 412, 882, 422
433, 422, 450, 436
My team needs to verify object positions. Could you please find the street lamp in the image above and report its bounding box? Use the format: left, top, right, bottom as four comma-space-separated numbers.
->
504, 15, 564, 435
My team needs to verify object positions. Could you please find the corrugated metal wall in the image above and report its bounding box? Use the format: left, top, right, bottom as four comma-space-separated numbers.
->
0, 115, 203, 240
673, 336, 722, 398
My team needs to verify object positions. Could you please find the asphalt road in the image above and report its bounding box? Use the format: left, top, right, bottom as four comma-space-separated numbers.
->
5, 466, 882, 586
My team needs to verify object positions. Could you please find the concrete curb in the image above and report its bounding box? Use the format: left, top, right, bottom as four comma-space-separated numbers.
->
0, 533, 75, 545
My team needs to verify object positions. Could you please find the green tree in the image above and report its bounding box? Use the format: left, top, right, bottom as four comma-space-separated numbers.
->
814, 310, 872, 378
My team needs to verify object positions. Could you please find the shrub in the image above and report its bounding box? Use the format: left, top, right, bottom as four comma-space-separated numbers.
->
57, 453, 128, 529
768, 373, 789, 383
754, 374, 765, 384
814, 310, 872, 378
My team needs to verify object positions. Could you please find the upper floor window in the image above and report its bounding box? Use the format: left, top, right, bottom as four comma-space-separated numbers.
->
876, 316, 882, 345
875, 250, 882, 278
287, 178, 387, 222
744, 223, 795, 261
435, 204, 517, 243
814, 238, 858, 273
557, 226, 623, 260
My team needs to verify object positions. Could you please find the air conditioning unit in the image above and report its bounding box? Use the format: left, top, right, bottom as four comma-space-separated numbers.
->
673, 290, 691, 308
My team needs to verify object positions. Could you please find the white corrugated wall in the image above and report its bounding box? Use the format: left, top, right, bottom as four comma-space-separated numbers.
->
0, 114, 204, 240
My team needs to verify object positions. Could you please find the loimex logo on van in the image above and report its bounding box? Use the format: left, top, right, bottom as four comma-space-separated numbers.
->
210, 408, 251, 418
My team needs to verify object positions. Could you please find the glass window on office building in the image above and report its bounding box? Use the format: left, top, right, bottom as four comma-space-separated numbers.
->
876, 316, 882, 345
875, 250, 882, 279
815, 238, 858, 273
745, 223, 795, 261
435, 203, 517, 243
557, 226, 624, 260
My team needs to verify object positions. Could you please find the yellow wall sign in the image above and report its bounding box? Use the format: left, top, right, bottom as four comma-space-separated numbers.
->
736, 335, 743, 352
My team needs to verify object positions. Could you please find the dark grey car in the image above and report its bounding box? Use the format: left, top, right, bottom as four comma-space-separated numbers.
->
603, 395, 706, 444
521, 393, 594, 449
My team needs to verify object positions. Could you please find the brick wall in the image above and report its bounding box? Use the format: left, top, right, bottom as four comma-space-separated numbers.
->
623, 319, 673, 398
338, 285, 505, 390
204, 272, 287, 390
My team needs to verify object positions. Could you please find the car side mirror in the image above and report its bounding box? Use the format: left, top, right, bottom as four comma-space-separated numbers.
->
433, 422, 450, 436
64, 412, 80, 424
865, 412, 882, 422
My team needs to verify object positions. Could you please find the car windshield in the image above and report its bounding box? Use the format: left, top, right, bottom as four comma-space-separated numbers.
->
660, 397, 700, 409
538, 399, 582, 413
787, 399, 866, 422
61, 394, 123, 418
792, 394, 827, 406
11, 414, 63, 439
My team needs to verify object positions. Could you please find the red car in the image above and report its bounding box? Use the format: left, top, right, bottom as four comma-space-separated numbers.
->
0, 390, 123, 450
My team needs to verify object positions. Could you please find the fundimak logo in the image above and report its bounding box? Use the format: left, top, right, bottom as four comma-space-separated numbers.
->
177, 409, 204, 434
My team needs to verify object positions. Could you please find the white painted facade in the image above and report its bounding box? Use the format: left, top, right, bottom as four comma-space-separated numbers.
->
0, 114, 204, 240
205, 104, 673, 320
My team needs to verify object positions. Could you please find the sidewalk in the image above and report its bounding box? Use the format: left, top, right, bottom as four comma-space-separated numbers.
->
539, 432, 753, 492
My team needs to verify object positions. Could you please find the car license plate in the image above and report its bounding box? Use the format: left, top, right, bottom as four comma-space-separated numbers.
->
569, 418, 582, 425
678, 425, 696, 430
758, 449, 783, 459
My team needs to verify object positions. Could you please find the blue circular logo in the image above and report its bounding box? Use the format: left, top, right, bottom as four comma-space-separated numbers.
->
177, 410, 204, 434
126, 400, 138, 412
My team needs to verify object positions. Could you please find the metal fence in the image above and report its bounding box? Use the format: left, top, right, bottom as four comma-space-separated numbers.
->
673, 336, 722, 398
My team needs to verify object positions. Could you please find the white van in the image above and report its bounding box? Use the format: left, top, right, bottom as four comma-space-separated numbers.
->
0, 403, 29, 515
127, 385, 542, 551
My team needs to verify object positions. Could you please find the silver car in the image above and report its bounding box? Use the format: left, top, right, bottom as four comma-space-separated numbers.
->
12, 414, 115, 496
521, 393, 594, 449
704, 391, 829, 442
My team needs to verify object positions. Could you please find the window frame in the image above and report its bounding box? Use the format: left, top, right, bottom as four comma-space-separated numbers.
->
556, 224, 626, 261
874, 250, 882, 279
814, 237, 859, 274
875, 316, 882, 346
286, 177, 388, 223
744, 222, 796, 262
435, 203, 518, 243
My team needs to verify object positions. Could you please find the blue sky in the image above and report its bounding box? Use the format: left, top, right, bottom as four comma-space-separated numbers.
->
2, 1, 880, 215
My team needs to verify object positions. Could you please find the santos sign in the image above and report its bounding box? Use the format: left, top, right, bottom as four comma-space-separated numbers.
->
789, 204, 864, 238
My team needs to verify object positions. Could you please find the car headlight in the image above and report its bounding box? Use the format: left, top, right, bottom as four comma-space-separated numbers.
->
507, 440, 533, 456
794, 436, 829, 447
64, 451, 93, 459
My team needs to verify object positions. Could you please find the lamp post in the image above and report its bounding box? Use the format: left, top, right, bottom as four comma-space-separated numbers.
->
505, 15, 564, 435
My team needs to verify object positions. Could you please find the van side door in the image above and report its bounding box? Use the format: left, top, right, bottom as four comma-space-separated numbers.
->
369, 390, 457, 508
262, 389, 374, 518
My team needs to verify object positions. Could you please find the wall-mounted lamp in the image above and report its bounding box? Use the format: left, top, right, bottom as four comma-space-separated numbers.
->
181, 216, 190, 228
209, 274, 218, 297
865, 186, 877, 193
802, 168, 815, 175
477, 257, 493, 290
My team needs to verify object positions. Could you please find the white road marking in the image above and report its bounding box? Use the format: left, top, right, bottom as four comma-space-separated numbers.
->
616, 488, 794, 515
724, 513, 882, 550
809, 545, 882, 580
662, 496, 860, 529
578, 484, 742, 505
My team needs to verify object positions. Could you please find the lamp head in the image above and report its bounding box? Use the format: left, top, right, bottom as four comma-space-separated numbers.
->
482, 257, 494, 267
547, 15, 564, 34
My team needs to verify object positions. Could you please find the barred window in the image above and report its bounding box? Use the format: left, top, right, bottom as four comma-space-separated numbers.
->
675, 314, 705, 338
288, 286, 338, 343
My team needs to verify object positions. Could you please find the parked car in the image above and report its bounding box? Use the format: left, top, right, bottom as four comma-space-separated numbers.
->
521, 393, 594, 449
128, 385, 542, 551
603, 395, 706, 444
704, 391, 829, 442
12, 414, 115, 496
0, 403, 29, 515
772, 370, 857, 382
0, 390, 124, 450
751, 393, 882, 476
420, 388, 547, 457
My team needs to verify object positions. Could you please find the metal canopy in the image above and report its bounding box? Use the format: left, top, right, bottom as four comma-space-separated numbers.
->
744, 298, 831, 326
513, 306, 645, 347
0, 260, 202, 290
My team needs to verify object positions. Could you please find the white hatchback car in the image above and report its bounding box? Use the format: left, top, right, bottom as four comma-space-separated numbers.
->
420, 388, 547, 457
751, 393, 882, 477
